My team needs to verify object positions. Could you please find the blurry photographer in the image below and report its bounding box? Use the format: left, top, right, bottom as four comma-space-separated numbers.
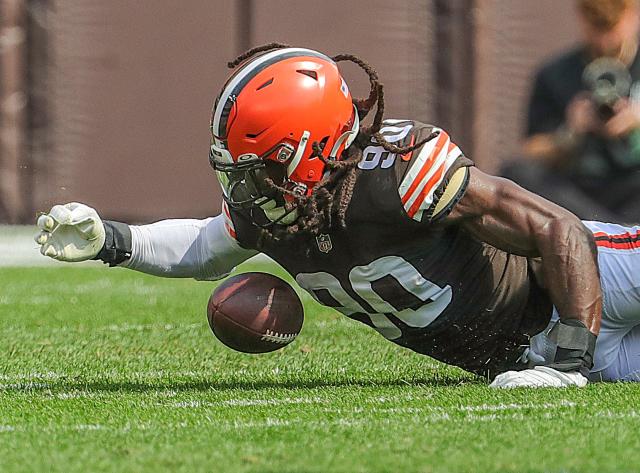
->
505, 0, 640, 223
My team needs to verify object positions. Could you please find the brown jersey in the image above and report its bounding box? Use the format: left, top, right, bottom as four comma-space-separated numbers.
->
227, 120, 553, 377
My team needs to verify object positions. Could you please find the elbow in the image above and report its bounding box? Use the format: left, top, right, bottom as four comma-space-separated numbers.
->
560, 214, 593, 240
541, 214, 596, 256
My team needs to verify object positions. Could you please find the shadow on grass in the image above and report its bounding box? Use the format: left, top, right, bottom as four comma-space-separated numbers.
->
2, 374, 483, 394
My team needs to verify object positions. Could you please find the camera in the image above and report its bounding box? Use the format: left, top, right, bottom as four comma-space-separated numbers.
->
582, 57, 632, 120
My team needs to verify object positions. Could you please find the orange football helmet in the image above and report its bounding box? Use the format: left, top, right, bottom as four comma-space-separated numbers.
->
209, 47, 359, 219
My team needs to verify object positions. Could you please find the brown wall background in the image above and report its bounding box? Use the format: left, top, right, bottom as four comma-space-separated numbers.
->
0, 0, 579, 224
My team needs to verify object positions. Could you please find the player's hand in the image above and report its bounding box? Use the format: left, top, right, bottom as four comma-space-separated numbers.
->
604, 98, 640, 138
566, 94, 598, 135
34, 202, 105, 262
489, 366, 588, 388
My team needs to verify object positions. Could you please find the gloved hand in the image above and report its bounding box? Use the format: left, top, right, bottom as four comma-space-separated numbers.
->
490, 366, 588, 388
34, 202, 105, 262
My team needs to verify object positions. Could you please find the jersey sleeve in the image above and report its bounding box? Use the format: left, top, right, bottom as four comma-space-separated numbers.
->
396, 124, 473, 223
122, 208, 257, 281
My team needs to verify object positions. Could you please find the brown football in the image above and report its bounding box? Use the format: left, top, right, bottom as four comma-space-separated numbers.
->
207, 272, 304, 353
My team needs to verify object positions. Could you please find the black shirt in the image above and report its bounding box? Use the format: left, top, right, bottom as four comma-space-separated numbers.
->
527, 45, 640, 177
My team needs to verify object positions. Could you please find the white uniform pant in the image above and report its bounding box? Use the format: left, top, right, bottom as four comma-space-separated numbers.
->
529, 221, 640, 382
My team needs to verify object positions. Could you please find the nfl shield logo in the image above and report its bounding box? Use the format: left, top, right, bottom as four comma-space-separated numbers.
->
316, 234, 333, 253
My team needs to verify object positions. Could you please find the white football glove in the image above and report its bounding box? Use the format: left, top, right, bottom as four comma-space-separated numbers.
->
34, 202, 105, 262
490, 366, 588, 389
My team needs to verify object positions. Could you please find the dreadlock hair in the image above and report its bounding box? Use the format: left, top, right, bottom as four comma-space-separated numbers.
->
227, 42, 292, 68
225, 44, 439, 245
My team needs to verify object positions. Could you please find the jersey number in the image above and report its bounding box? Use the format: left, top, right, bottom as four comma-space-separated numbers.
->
357, 122, 413, 170
296, 256, 452, 340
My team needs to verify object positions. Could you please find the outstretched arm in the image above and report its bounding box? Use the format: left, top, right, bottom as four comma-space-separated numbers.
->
36, 203, 257, 281
120, 216, 257, 280
446, 167, 602, 386
120, 215, 257, 280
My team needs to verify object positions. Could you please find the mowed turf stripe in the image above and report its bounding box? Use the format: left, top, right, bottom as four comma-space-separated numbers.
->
2, 408, 640, 436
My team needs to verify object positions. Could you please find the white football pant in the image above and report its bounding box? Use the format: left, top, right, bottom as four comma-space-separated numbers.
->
529, 221, 640, 382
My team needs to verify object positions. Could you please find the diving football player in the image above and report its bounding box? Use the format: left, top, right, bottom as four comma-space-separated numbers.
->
36, 45, 640, 387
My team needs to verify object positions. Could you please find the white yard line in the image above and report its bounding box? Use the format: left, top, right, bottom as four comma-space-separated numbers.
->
99, 323, 202, 332
171, 397, 330, 408
49, 391, 97, 400
0, 370, 210, 381
0, 371, 65, 381
0, 382, 51, 390
1, 323, 204, 335
593, 410, 640, 418
456, 400, 578, 412
1, 408, 639, 435
74, 424, 105, 431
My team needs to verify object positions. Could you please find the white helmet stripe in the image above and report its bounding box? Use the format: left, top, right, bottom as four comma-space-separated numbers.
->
328, 104, 360, 157
212, 48, 332, 141
287, 131, 311, 178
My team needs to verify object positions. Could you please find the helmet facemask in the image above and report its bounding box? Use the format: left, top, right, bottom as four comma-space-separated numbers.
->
209, 141, 303, 227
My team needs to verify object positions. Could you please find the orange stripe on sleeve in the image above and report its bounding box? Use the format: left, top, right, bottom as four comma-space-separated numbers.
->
400, 131, 449, 205
225, 222, 237, 239
406, 162, 447, 217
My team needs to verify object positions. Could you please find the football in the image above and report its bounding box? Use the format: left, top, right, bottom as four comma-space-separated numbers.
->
207, 272, 304, 353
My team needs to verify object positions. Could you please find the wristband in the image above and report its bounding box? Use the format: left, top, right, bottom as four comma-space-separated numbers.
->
545, 318, 597, 378
94, 221, 132, 266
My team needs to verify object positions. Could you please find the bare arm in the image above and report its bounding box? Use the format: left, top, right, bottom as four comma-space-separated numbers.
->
446, 167, 601, 335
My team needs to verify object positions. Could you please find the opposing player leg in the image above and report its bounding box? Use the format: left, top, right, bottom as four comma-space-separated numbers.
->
582, 221, 640, 380
592, 324, 640, 382
527, 220, 640, 381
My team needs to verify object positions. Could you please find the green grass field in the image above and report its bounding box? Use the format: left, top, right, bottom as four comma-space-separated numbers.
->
1, 262, 640, 473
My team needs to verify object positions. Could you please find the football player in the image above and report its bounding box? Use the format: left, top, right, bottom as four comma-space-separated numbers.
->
35, 44, 640, 387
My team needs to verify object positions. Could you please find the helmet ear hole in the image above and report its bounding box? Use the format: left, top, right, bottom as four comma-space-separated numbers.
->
263, 160, 287, 186
318, 136, 330, 152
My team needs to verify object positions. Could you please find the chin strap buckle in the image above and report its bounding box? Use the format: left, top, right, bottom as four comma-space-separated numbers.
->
290, 182, 308, 197
276, 144, 295, 163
